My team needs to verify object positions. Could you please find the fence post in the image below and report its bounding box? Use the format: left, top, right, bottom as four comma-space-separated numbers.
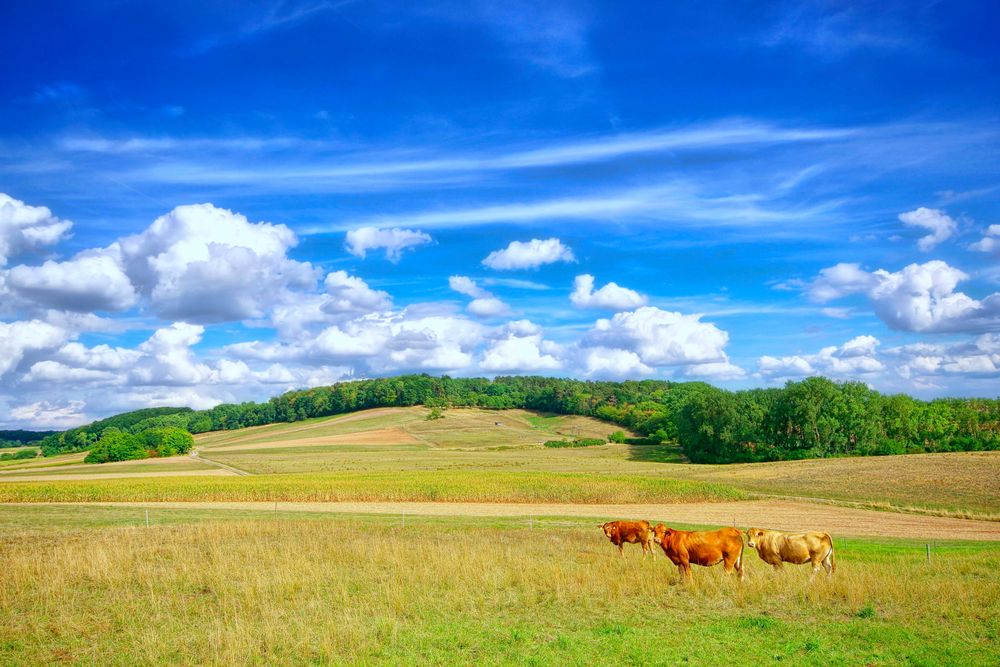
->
145, 509, 149, 528
529, 514, 533, 530
926, 543, 931, 563
402, 511, 405, 528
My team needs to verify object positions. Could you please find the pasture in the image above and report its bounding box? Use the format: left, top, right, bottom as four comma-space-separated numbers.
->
0, 508, 997, 666
2, 407, 999, 664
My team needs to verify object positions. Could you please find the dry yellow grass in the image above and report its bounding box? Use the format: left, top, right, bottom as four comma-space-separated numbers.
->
664, 451, 1000, 518
1, 518, 997, 665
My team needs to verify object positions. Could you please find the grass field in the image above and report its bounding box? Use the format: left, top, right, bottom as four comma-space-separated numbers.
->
3, 408, 999, 664
1, 508, 997, 666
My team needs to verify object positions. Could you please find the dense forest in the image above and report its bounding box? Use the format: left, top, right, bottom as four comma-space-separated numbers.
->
34, 375, 1000, 464
0, 430, 57, 449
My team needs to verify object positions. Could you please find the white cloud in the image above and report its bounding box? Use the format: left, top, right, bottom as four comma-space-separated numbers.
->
0, 193, 73, 266
8, 399, 89, 430
449, 275, 489, 299
480, 320, 561, 372
581, 347, 651, 378
467, 297, 511, 318
583, 306, 730, 367
449, 276, 511, 317
570, 274, 646, 310
820, 307, 852, 319
5, 253, 137, 312
969, 224, 1000, 254
117, 203, 317, 323
805, 260, 1000, 333
758, 335, 884, 380
129, 322, 214, 386
482, 238, 575, 270
684, 361, 747, 381
898, 207, 957, 251
0, 320, 68, 377
806, 262, 878, 302
322, 270, 391, 315
888, 334, 1000, 380
344, 226, 431, 262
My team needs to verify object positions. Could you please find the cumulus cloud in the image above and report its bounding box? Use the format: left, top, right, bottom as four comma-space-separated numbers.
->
969, 224, 1000, 254
322, 270, 391, 315
580, 346, 651, 378
758, 335, 884, 379
129, 322, 214, 386
480, 320, 561, 372
0, 193, 73, 266
584, 306, 731, 367
898, 207, 957, 251
806, 263, 878, 302
449, 275, 489, 299
482, 238, 575, 270
117, 203, 317, 323
448, 275, 511, 317
805, 260, 1000, 333
570, 274, 646, 310
887, 335, 1000, 380
5, 253, 137, 312
0, 320, 68, 377
345, 226, 431, 262
577, 306, 741, 380
7, 400, 89, 430
684, 361, 747, 381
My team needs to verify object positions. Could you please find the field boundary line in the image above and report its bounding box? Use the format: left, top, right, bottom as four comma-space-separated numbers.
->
189, 449, 252, 476
755, 492, 1000, 523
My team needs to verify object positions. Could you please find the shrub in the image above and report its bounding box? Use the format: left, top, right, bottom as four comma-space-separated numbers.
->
139, 427, 195, 457
426, 407, 445, 421
85, 429, 148, 464
14, 448, 38, 460
544, 438, 606, 448
607, 430, 627, 444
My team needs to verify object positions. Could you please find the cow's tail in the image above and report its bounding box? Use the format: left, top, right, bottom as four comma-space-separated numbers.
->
825, 535, 836, 574
736, 539, 745, 580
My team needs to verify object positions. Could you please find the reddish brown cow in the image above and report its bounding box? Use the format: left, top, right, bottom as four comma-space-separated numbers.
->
651, 524, 745, 581
600, 520, 655, 559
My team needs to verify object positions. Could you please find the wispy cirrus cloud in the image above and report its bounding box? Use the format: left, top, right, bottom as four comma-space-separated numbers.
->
189, 1, 357, 54
313, 182, 845, 233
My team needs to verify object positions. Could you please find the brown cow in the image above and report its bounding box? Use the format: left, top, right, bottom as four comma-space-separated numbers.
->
600, 520, 655, 559
651, 524, 745, 581
745, 528, 835, 578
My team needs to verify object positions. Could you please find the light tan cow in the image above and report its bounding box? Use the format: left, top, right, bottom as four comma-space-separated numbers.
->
745, 528, 835, 578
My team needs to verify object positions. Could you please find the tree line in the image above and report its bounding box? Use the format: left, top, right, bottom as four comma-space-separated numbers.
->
35, 375, 1000, 463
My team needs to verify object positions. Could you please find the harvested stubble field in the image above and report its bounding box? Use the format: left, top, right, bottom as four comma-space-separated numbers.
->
0, 513, 997, 666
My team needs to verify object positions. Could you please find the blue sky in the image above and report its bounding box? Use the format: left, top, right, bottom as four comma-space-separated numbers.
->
1, 1, 999, 428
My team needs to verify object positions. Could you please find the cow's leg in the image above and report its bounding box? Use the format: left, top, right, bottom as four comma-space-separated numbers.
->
771, 561, 783, 572
822, 547, 834, 576
618, 543, 624, 558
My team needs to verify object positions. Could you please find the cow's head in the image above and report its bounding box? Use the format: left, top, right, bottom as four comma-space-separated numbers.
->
651, 524, 672, 544
600, 522, 616, 538
745, 528, 765, 548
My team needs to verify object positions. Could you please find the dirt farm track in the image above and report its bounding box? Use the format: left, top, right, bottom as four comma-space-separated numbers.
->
13, 499, 1000, 541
